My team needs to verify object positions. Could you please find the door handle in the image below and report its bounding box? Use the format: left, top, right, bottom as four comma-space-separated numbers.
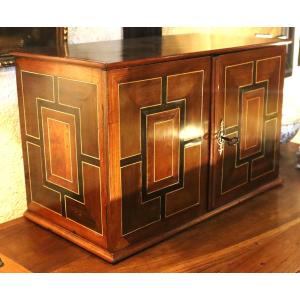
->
221, 135, 239, 146
216, 120, 239, 156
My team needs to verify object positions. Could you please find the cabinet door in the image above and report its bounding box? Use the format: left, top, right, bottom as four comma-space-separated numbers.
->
210, 46, 285, 209
108, 57, 210, 245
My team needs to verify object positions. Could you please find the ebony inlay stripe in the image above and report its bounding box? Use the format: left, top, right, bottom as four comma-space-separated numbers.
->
81, 155, 100, 166
60, 193, 66, 217
146, 181, 183, 200
120, 154, 142, 167
26, 135, 41, 145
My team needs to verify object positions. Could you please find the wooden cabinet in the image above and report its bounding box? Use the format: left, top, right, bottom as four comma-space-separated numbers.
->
12, 34, 287, 263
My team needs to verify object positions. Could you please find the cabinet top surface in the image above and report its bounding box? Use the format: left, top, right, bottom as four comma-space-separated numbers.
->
11, 33, 290, 70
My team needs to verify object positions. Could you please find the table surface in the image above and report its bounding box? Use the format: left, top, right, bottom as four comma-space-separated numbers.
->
0, 143, 300, 272
11, 33, 290, 69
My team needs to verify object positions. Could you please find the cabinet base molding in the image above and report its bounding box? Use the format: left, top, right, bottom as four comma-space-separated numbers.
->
24, 211, 115, 263
24, 178, 282, 263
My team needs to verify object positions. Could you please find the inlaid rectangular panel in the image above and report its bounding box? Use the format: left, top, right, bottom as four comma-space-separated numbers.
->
211, 46, 285, 209
146, 108, 180, 193
41, 107, 79, 194
240, 88, 264, 159
47, 118, 72, 180
154, 120, 175, 180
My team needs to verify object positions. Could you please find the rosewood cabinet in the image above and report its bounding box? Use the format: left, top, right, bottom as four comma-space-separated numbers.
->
12, 34, 287, 263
